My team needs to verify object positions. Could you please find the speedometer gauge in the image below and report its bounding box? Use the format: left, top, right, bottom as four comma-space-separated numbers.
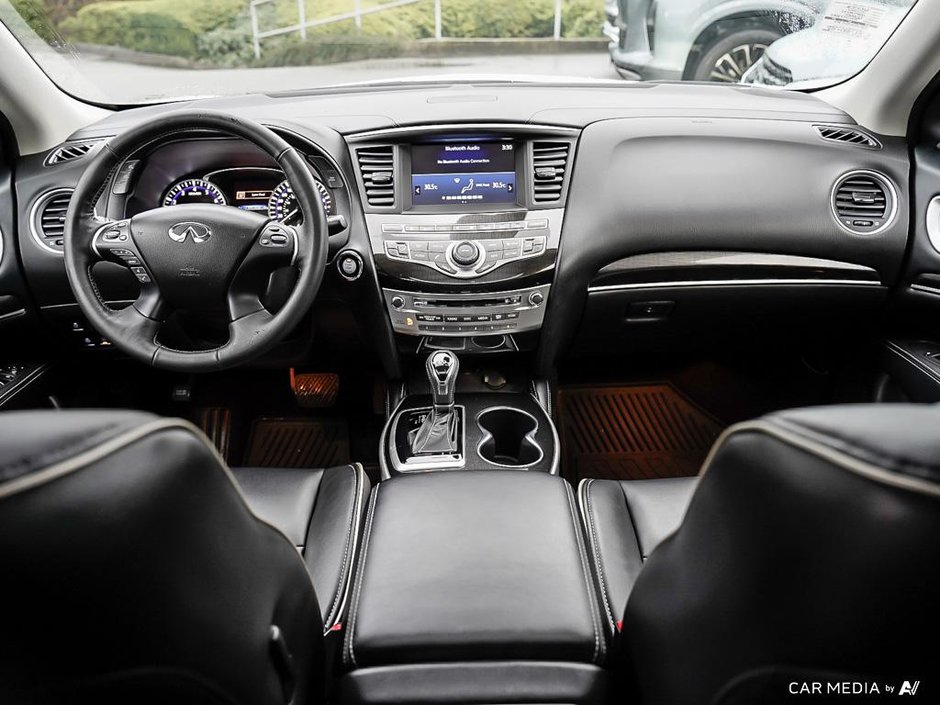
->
267, 180, 333, 223
162, 179, 226, 207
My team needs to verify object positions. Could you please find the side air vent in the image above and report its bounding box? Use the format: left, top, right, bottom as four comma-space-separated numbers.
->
30, 189, 73, 253
356, 146, 395, 208
815, 125, 881, 150
831, 171, 896, 235
45, 139, 103, 166
531, 142, 570, 203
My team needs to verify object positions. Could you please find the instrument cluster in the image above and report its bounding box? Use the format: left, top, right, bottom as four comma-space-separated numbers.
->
160, 167, 335, 224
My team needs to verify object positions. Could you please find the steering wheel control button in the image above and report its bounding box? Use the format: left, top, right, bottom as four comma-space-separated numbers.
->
260, 224, 293, 248
336, 251, 364, 281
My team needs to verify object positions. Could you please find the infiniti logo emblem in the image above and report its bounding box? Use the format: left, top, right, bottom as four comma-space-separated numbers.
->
168, 222, 212, 243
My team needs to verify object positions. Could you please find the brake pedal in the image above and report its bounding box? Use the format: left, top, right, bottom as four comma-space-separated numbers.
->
290, 370, 339, 409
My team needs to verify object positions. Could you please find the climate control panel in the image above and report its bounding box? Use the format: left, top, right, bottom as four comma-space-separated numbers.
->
367, 210, 563, 282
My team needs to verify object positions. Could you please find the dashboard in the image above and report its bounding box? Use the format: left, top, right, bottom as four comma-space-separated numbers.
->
2, 80, 926, 374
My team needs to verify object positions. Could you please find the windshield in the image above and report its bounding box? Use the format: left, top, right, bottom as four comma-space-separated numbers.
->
0, 0, 918, 105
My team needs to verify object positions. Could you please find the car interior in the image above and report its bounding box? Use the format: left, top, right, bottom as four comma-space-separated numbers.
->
1, 2, 939, 703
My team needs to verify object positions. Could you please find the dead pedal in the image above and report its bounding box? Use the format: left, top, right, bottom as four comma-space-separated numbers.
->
290, 370, 340, 408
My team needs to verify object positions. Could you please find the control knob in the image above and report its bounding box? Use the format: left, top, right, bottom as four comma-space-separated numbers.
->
450, 241, 481, 268
528, 291, 545, 306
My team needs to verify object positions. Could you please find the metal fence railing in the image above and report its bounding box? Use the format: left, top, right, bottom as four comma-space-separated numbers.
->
249, 0, 566, 59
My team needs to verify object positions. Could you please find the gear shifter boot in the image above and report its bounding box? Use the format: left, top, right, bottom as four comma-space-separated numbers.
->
409, 351, 461, 456
409, 407, 459, 455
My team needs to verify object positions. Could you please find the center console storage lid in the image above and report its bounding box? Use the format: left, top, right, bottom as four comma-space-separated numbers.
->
343, 471, 605, 668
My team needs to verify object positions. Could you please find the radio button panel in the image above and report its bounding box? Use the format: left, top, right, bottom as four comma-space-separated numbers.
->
383, 285, 550, 338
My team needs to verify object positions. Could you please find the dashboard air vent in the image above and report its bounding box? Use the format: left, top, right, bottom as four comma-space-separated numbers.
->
531, 142, 570, 203
831, 171, 895, 235
45, 139, 103, 166
356, 146, 395, 207
31, 189, 73, 253
815, 126, 880, 149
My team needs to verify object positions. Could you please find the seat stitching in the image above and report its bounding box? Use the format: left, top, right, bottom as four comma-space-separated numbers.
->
580, 479, 616, 634
344, 482, 380, 668
564, 481, 603, 664
700, 420, 940, 500
323, 464, 360, 630
769, 416, 940, 478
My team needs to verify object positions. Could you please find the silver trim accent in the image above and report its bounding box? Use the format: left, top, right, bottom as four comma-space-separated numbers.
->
588, 278, 884, 293
595, 251, 880, 275
28, 187, 74, 255
475, 406, 544, 470
829, 169, 899, 236
926, 195, 940, 255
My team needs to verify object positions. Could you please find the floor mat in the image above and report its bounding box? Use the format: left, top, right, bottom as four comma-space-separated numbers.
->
243, 418, 350, 468
556, 384, 725, 483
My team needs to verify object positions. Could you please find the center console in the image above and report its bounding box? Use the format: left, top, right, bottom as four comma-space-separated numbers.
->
340, 470, 608, 705
347, 125, 576, 353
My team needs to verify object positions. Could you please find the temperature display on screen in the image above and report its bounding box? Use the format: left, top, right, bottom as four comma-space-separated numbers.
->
411, 142, 516, 206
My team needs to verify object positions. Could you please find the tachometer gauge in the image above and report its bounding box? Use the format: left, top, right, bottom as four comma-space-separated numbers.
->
162, 179, 226, 207
267, 179, 333, 223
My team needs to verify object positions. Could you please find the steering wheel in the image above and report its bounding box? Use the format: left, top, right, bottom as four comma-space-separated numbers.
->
63, 111, 328, 372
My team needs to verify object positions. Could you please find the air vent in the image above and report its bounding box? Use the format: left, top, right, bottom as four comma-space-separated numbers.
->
30, 189, 73, 253
356, 146, 395, 207
831, 171, 896, 235
531, 142, 570, 204
815, 125, 881, 150
45, 139, 103, 166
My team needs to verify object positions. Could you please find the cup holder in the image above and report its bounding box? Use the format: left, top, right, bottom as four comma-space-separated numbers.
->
477, 407, 543, 467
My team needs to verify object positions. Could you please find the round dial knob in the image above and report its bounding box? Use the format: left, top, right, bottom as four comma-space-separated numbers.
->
528, 291, 545, 306
451, 241, 481, 268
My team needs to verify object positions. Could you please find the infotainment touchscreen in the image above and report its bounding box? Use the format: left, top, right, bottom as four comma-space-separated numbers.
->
411, 142, 516, 206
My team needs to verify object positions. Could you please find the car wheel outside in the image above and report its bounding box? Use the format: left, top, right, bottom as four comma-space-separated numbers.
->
690, 28, 782, 82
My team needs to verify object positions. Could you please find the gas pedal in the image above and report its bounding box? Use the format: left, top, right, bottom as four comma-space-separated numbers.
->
197, 407, 231, 462
290, 370, 339, 409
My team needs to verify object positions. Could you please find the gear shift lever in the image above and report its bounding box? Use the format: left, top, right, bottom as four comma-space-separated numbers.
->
427, 350, 459, 413
409, 351, 461, 456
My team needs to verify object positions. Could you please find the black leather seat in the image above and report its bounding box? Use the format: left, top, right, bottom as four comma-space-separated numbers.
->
578, 476, 697, 634
0, 410, 369, 705
580, 404, 940, 705
231, 464, 369, 631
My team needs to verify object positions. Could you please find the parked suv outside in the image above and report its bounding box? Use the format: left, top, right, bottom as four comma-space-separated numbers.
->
742, 0, 915, 88
609, 0, 822, 82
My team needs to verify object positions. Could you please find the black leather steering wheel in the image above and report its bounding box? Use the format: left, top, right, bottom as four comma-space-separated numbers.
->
64, 111, 328, 372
